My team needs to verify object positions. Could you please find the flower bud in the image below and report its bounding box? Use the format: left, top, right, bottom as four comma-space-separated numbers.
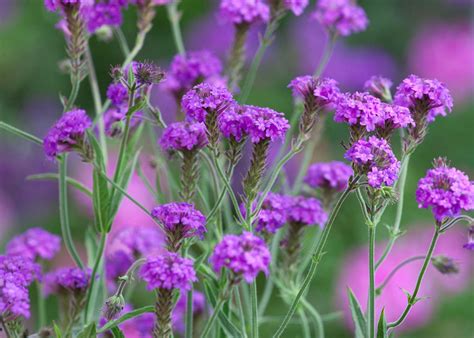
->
103, 294, 125, 321
431, 255, 459, 275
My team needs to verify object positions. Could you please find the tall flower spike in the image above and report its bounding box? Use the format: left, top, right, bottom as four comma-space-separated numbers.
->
6, 228, 61, 261
151, 202, 207, 251
416, 158, 474, 223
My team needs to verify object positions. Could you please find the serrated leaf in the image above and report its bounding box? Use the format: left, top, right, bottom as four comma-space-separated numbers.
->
377, 308, 388, 338
76, 322, 96, 338
347, 288, 367, 338
98, 306, 154, 333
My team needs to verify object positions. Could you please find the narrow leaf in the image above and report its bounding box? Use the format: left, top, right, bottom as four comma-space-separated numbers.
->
377, 308, 388, 338
76, 322, 96, 338
111, 326, 126, 338
347, 288, 367, 338
53, 322, 62, 338
98, 306, 154, 333
27, 173, 93, 197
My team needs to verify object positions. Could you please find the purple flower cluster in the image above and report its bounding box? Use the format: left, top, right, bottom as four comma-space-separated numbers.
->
305, 161, 353, 192
283, 0, 309, 16
416, 160, 474, 222
242, 193, 289, 234
43, 109, 92, 159
107, 82, 128, 106
464, 226, 474, 251
182, 83, 234, 122
210, 232, 271, 283
218, 103, 249, 142
364, 75, 393, 101
172, 291, 206, 334
139, 252, 196, 291
164, 50, 224, 96
219, 0, 270, 25
160, 122, 209, 152
287, 195, 328, 227
0, 255, 40, 318
394, 75, 453, 122
151, 202, 207, 240
241, 106, 290, 143
43, 267, 92, 296
345, 136, 400, 188
288, 76, 340, 107
313, 0, 369, 36
6, 228, 61, 261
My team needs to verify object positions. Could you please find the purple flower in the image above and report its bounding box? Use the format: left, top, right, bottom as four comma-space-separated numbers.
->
345, 136, 400, 188
160, 122, 209, 152
218, 103, 249, 142
334, 92, 385, 132
6, 228, 61, 261
364, 75, 393, 101
84, 2, 122, 33
312, 0, 368, 36
44, 0, 81, 12
210, 232, 271, 283
151, 202, 207, 240
288, 76, 340, 107
43, 109, 92, 159
219, 0, 270, 25
305, 161, 353, 192
109, 226, 162, 257
240, 193, 290, 234
416, 159, 474, 222
133, 61, 165, 87
241, 106, 290, 143
105, 250, 134, 285
43, 267, 92, 296
394, 75, 453, 122
287, 195, 328, 226
283, 0, 309, 16
107, 83, 128, 106
139, 252, 196, 291
172, 291, 206, 334
182, 83, 234, 123
103, 108, 143, 137
463, 226, 474, 251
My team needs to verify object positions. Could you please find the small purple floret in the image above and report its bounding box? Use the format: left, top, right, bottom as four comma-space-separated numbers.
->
160, 122, 209, 152
240, 106, 290, 143
219, 0, 270, 25
287, 196, 328, 227
305, 161, 353, 192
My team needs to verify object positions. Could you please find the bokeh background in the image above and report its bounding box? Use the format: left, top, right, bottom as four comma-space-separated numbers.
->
0, 0, 473, 337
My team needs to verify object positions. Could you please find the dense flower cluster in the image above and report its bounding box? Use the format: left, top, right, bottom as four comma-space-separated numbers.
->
43, 267, 91, 296
151, 202, 207, 240
416, 160, 474, 222
394, 75, 453, 122
0, 255, 40, 318
172, 291, 206, 334
210, 232, 271, 283
160, 122, 209, 152
182, 83, 234, 122
107, 82, 128, 106
287, 196, 328, 226
240, 106, 290, 143
218, 103, 249, 142
139, 252, 196, 291
288, 76, 340, 107
305, 161, 353, 192
364, 75, 393, 101
43, 109, 92, 159
219, 0, 270, 25
84, 2, 124, 33
283, 0, 309, 16
313, 0, 369, 36
6, 228, 61, 261
345, 136, 400, 188
242, 193, 289, 234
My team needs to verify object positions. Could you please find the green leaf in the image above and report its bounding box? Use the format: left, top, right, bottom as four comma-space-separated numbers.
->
98, 306, 155, 333
26, 173, 93, 197
347, 288, 367, 338
203, 281, 243, 338
111, 326, 126, 338
84, 228, 98, 267
93, 167, 110, 233
377, 308, 388, 338
76, 322, 96, 338
127, 99, 146, 117
0, 121, 42, 145
53, 322, 62, 338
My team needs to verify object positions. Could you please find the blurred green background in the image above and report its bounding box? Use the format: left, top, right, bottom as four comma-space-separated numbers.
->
0, 0, 472, 337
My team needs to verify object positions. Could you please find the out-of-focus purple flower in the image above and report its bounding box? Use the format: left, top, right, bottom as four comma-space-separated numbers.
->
103, 108, 143, 137
408, 22, 474, 105
84, 2, 122, 33
283, 0, 309, 16
43, 267, 92, 296
288, 76, 340, 107
44, 0, 80, 12
394, 75, 453, 123
345, 136, 400, 188
159, 122, 209, 152
240, 193, 290, 234
219, 0, 270, 25
463, 226, 474, 251
364, 75, 393, 102
182, 83, 234, 123
107, 83, 128, 106
210, 232, 271, 283
151, 202, 207, 240
218, 103, 249, 142
287, 195, 328, 227
240, 106, 290, 143
416, 159, 474, 223
172, 291, 206, 334
105, 250, 134, 286
6, 228, 61, 261
43, 109, 92, 159
312, 0, 368, 36
139, 252, 196, 291
305, 161, 353, 192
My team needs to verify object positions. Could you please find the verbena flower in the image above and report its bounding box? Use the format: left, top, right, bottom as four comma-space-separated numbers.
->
139, 252, 196, 291
313, 0, 369, 37
133, 61, 165, 87
151, 202, 207, 240
210, 232, 271, 283
160, 122, 209, 152
84, 2, 123, 33
106, 82, 128, 106
44, 0, 81, 12
241, 106, 290, 143
182, 83, 234, 123
463, 226, 474, 251
6, 228, 61, 261
43, 267, 92, 296
43, 109, 92, 159
305, 161, 353, 192
364, 75, 393, 101
288, 76, 340, 107
287, 195, 328, 227
172, 291, 206, 334
416, 159, 474, 222
345, 136, 400, 188
219, 0, 270, 25
218, 103, 250, 142
283, 0, 309, 16
240, 193, 290, 234
103, 108, 143, 137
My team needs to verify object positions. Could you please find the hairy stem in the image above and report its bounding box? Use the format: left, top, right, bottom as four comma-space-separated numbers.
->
154, 288, 174, 338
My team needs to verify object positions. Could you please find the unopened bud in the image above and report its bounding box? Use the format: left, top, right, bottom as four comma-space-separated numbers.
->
431, 255, 459, 275
103, 294, 125, 321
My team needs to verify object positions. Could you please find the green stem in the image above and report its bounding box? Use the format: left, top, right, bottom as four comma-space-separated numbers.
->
250, 281, 259, 338
123, 31, 147, 68
368, 225, 376, 338
235, 287, 247, 336
298, 309, 311, 338
64, 74, 80, 112
185, 289, 193, 338
84, 232, 107, 321
36, 281, 46, 329
272, 180, 356, 337
201, 291, 229, 338
166, 1, 186, 56
376, 256, 425, 294
26, 173, 93, 197
0, 121, 43, 145
387, 228, 440, 329
114, 27, 131, 57
313, 32, 338, 77
301, 299, 324, 338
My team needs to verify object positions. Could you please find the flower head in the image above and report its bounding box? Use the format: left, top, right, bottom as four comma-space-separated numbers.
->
463, 226, 474, 251
182, 83, 234, 123
218, 103, 250, 142
283, 0, 309, 16
416, 159, 474, 222
160, 122, 209, 152
139, 252, 196, 291
364, 75, 393, 101
219, 0, 270, 25
133, 61, 165, 87
84, 2, 123, 33
6, 228, 61, 261
210, 232, 271, 283
313, 0, 369, 36
107, 82, 128, 106
151, 202, 207, 240
241, 193, 290, 234
288, 76, 340, 107
305, 161, 353, 192
241, 106, 289, 143
43, 109, 92, 159
287, 196, 328, 226
43, 267, 92, 296
109, 226, 162, 258
345, 136, 400, 188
